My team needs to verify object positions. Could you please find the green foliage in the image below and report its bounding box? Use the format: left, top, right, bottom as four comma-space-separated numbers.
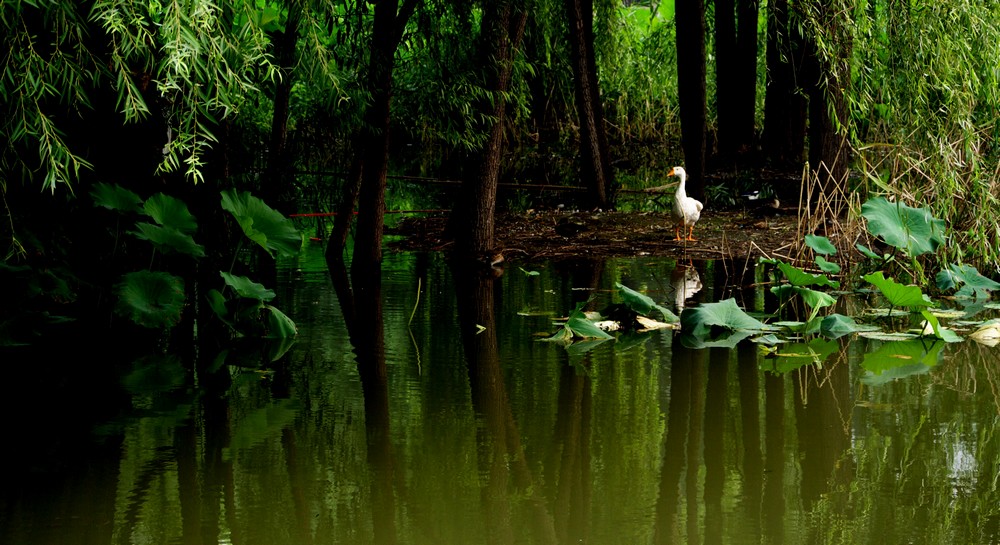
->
95, 184, 299, 337
680, 298, 773, 337
614, 282, 679, 323
91, 183, 144, 214
221, 189, 304, 259
847, 1, 1000, 267
545, 301, 614, 341
130, 222, 206, 257
220, 271, 276, 301
860, 197, 947, 257
3, 0, 280, 190
115, 271, 186, 328
862, 271, 934, 310
936, 263, 1000, 300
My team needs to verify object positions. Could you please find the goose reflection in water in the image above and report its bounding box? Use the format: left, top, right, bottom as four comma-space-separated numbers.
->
671, 263, 703, 312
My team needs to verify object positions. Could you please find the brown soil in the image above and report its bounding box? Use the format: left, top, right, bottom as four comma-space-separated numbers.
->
387, 206, 803, 264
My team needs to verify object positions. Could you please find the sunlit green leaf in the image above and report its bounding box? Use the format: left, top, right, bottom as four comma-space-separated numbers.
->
221, 189, 303, 258
681, 298, 774, 337
918, 310, 962, 343
936, 263, 1000, 300
777, 262, 839, 288
804, 234, 837, 255
861, 197, 946, 256
565, 303, 614, 340
862, 271, 934, 309
820, 314, 880, 339
815, 255, 841, 274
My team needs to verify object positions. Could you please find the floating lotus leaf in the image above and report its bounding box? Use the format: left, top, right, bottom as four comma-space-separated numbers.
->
615, 282, 679, 322
819, 314, 881, 339
681, 298, 774, 337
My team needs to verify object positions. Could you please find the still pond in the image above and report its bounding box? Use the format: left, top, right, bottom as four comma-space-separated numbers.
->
3, 242, 1000, 545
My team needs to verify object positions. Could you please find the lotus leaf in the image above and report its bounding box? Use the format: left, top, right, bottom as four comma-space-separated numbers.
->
862, 271, 934, 309
804, 234, 837, 255
221, 189, 304, 258
131, 222, 206, 257
90, 182, 143, 213
935, 263, 1000, 300
860, 197, 946, 256
615, 282, 679, 322
143, 193, 198, 234
115, 271, 185, 328
681, 298, 773, 337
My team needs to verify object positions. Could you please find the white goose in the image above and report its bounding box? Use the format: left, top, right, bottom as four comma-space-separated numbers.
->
669, 166, 703, 241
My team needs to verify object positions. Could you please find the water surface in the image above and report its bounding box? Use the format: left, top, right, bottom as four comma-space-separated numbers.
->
3, 246, 1000, 544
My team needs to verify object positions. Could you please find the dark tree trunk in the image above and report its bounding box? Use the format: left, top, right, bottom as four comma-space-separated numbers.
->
262, 7, 300, 216
803, 1, 852, 192
675, 0, 707, 203
329, 0, 418, 275
714, 0, 738, 163
734, 0, 760, 159
564, 0, 613, 209
763, 0, 807, 167
451, 1, 528, 257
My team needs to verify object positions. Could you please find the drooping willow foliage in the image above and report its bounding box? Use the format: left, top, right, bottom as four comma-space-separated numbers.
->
5, 0, 1000, 265
805, 0, 1000, 269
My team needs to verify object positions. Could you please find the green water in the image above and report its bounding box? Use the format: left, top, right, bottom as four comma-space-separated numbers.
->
3, 245, 1000, 545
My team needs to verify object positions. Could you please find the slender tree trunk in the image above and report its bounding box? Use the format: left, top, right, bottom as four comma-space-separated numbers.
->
451, 1, 528, 257
263, 7, 300, 216
763, 0, 807, 168
715, 0, 738, 163
735, 0, 760, 158
803, 0, 852, 192
564, 0, 613, 209
675, 0, 707, 203
342, 0, 419, 275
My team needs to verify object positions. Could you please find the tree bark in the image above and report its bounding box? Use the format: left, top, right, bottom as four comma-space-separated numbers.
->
762, 0, 807, 167
675, 0, 707, 203
262, 7, 300, 216
451, 1, 529, 256
336, 0, 418, 276
564, 0, 613, 209
714, 0, 738, 163
803, 0, 852, 192
735, 0, 760, 159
